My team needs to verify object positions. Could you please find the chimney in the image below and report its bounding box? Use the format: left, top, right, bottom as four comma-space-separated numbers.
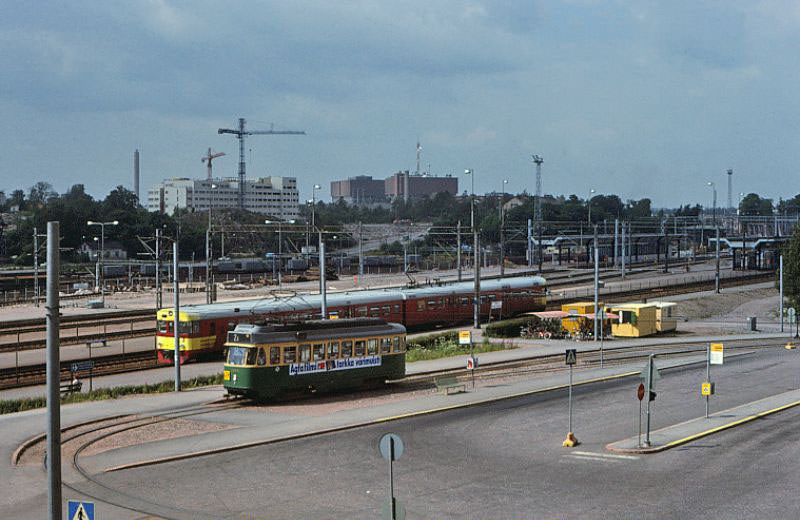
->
134, 149, 140, 204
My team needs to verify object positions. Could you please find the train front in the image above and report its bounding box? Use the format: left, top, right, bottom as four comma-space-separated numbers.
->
155, 308, 215, 365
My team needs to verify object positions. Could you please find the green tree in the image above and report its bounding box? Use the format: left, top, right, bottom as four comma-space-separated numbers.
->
739, 193, 773, 216
783, 225, 800, 310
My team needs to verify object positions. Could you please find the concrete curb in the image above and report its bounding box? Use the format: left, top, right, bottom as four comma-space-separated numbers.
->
607, 394, 800, 454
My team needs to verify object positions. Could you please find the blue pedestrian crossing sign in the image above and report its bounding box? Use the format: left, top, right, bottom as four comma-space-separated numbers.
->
68, 500, 94, 520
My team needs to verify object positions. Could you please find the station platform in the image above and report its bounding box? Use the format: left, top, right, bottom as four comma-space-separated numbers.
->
607, 387, 800, 453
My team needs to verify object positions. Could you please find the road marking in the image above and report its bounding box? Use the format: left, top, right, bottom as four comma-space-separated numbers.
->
564, 454, 624, 464
571, 450, 639, 460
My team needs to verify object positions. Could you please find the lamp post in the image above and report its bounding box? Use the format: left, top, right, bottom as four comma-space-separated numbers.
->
587, 189, 596, 224
311, 184, 321, 230
206, 183, 217, 304
87, 220, 118, 308
708, 182, 720, 293
464, 169, 475, 230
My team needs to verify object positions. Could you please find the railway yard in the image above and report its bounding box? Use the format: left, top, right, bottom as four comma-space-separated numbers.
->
1, 259, 796, 520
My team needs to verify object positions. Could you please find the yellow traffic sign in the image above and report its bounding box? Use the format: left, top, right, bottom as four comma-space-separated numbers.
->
458, 330, 472, 345
710, 343, 724, 365
701, 382, 715, 396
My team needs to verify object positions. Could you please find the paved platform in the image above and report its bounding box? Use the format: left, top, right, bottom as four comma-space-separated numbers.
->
607, 388, 800, 454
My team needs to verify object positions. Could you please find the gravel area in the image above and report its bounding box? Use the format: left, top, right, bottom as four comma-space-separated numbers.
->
18, 414, 235, 465
678, 287, 778, 320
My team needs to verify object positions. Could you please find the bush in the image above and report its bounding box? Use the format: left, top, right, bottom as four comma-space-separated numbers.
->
485, 316, 543, 338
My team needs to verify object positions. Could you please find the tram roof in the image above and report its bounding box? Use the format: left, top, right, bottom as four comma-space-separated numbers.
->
166, 275, 545, 320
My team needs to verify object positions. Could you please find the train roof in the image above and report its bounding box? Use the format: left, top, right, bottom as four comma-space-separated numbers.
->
165, 275, 545, 320
227, 318, 406, 345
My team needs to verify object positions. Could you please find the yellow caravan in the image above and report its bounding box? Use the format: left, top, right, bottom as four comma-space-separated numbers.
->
560, 301, 604, 334
608, 303, 658, 338
650, 301, 678, 333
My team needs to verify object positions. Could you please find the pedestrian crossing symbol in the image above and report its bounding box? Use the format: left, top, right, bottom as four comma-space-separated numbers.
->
68, 500, 94, 520
565, 349, 577, 366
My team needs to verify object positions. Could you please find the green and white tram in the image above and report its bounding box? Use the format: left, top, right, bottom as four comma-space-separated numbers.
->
223, 318, 406, 400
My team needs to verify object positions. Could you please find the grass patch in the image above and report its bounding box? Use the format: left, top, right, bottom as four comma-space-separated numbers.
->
406, 332, 515, 362
0, 373, 223, 415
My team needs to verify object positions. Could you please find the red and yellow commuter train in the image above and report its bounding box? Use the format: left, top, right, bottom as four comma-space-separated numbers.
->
156, 276, 546, 364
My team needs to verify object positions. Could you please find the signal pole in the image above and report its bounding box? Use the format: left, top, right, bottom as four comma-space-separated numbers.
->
473, 231, 481, 329
46, 221, 61, 520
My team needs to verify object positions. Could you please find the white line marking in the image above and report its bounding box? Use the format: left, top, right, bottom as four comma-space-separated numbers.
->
565, 455, 623, 463
572, 450, 639, 460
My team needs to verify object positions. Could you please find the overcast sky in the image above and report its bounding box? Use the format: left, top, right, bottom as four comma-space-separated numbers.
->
1, 1, 798, 208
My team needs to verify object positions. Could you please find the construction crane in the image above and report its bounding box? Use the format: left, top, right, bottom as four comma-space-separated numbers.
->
218, 118, 305, 209
201, 148, 226, 180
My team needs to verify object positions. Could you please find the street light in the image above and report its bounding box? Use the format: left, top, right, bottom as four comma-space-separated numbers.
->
87, 220, 119, 308
311, 184, 321, 230
587, 189, 596, 224
707, 182, 717, 225
464, 169, 475, 229
206, 183, 217, 304
708, 182, 720, 293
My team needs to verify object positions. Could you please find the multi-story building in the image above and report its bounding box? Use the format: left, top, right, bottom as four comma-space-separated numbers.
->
330, 171, 458, 204
330, 175, 386, 204
147, 176, 299, 219
384, 171, 458, 201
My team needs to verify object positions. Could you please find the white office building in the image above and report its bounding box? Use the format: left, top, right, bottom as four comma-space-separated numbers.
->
147, 177, 299, 219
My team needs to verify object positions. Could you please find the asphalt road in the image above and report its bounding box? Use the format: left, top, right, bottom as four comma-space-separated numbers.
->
89, 345, 800, 519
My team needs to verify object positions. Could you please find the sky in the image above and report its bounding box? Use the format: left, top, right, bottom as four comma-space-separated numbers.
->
1, 1, 799, 208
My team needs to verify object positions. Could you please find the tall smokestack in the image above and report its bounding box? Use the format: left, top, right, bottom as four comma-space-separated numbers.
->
134, 149, 140, 204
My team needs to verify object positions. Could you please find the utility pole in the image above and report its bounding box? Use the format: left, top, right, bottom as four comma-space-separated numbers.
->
173, 240, 180, 391
663, 217, 669, 274
320, 231, 327, 319
621, 221, 627, 280
527, 218, 533, 268
715, 225, 720, 293
614, 219, 619, 268
780, 255, 784, 333
593, 247, 599, 341
33, 228, 46, 307
358, 221, 364, 279
218, 118, 305, 209
457, 220, 462, 281
155, 228, 162, 309
473, 231, 481, 329
46, 221, 61, 520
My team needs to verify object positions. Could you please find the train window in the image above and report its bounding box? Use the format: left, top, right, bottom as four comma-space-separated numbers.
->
393, 305, 401, 313
393, 336, 405, 353
358, 307, 367, 316
427, 300, 437, 307
382, 306, 390, 314
269, 347, 280, 365
439, 299, 444, 306
210, 322, 216, 335
480, 296, 487, 304
381, 338, 391, 354
342, 341, 353, 357
416, 300, 425, 311
312, 344, 325, 361
227, 322, 236, 331
488, 294, 496, 300
328, 341, 340, 358
257, 348, 267, 366
460, 297, 469, 306
355, 340, 366, 356
158, 320, 169, 333
283, 346, 297, 364
367, 339, 378, 355
369, 307, 380, 316
299, 344, 311, 362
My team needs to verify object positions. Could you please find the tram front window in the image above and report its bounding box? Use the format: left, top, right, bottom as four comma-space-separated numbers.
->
227, 346, 256, 365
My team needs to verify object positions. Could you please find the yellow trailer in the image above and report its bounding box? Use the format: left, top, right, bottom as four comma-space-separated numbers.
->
650, 301, 678, 333
561, 301, 603, 334
608, 303, 658, 337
